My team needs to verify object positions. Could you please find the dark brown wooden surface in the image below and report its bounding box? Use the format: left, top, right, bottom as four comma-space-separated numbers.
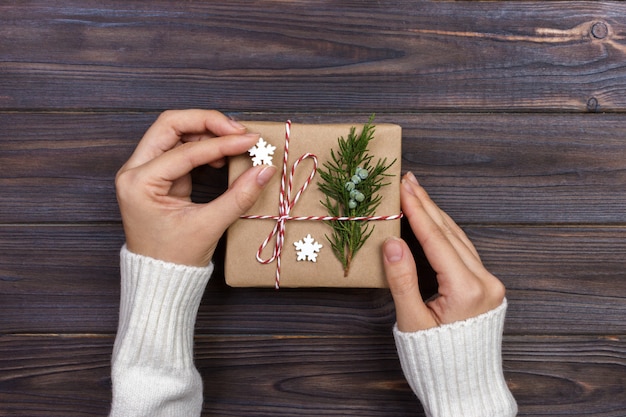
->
2, 335, 625, 417
1, 1, 625, 416
3, 1, 626, 113
3, 112, 626, 224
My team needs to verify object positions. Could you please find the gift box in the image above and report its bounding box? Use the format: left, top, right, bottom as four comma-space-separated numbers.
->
225, 120, 402, 288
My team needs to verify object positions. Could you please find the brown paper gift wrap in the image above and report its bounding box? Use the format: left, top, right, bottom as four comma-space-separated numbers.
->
225, 121, 402, 288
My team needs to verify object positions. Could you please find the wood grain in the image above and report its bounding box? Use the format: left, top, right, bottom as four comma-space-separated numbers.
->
1, 224, 624, 335
1, 1, 626, 112
0, 335, 624, 417
2, 1, 625, 415
2, 112, 626, 224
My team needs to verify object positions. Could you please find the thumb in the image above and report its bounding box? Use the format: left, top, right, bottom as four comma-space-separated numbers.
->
383, 237, 434, 332
205, 164, 277, 230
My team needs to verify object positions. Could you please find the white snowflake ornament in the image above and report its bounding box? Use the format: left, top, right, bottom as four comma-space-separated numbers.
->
248, 137, 276, 166
294, 234, 323, 262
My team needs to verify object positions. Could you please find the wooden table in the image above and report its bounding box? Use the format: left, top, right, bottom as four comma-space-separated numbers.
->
1, 1, 624, 416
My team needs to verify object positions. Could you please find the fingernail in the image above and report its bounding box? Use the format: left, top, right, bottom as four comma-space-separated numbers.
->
228, 118, 246, 131
383, 237, 404, 263
406, 171, 419, 185
256, 165, 276, 186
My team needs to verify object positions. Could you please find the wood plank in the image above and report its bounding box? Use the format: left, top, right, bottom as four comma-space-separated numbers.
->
0, 335, 113, 417
0, 112, 148, 223
0, 334, 624, 416
503, 335, 626, 417
2, 112, 626, 224
1, 1, 626, 112
1, 225, 624, 335
3, 1, 624, 415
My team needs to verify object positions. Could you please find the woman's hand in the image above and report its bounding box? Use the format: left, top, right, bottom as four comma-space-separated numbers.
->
115, 109, 276, 267
383, 172, 506, 332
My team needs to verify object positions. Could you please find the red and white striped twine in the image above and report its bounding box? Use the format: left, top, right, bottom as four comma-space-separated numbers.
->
241, 120, 402, 289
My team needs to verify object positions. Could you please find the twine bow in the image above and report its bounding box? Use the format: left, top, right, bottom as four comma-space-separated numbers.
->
250, 121, 316, 289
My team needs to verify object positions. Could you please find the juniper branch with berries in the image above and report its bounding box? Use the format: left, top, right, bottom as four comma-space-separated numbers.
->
317, 116, 396, 277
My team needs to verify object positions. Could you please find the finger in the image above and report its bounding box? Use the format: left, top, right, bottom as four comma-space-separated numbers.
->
400, 175, 473, 286
200, 164, 277, 231
127, 109, 248, 169
405, 173, 481, 261
209, 157, 227, 169
382, 237, 435, 331
410, 186, 485, 274
140, 133, 259, 187
437, 207, 481, 260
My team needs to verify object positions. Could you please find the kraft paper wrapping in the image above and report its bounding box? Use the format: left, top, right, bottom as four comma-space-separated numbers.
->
225, 121, 402, 288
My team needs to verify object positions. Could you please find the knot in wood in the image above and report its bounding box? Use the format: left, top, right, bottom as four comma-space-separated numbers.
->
587, 97, 599, 112
591, 22, 608, 39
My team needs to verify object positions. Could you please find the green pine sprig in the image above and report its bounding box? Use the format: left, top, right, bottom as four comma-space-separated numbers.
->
317, 115, 396, 277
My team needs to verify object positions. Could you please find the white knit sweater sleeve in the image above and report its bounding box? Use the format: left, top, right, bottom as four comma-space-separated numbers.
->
393, 299, 518, 417
109, 245, 213, 417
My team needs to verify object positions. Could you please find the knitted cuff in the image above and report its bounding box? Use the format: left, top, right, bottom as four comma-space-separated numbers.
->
113, 245, 214, 371
393, 300, 517, 417
109, 246, 214, 417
